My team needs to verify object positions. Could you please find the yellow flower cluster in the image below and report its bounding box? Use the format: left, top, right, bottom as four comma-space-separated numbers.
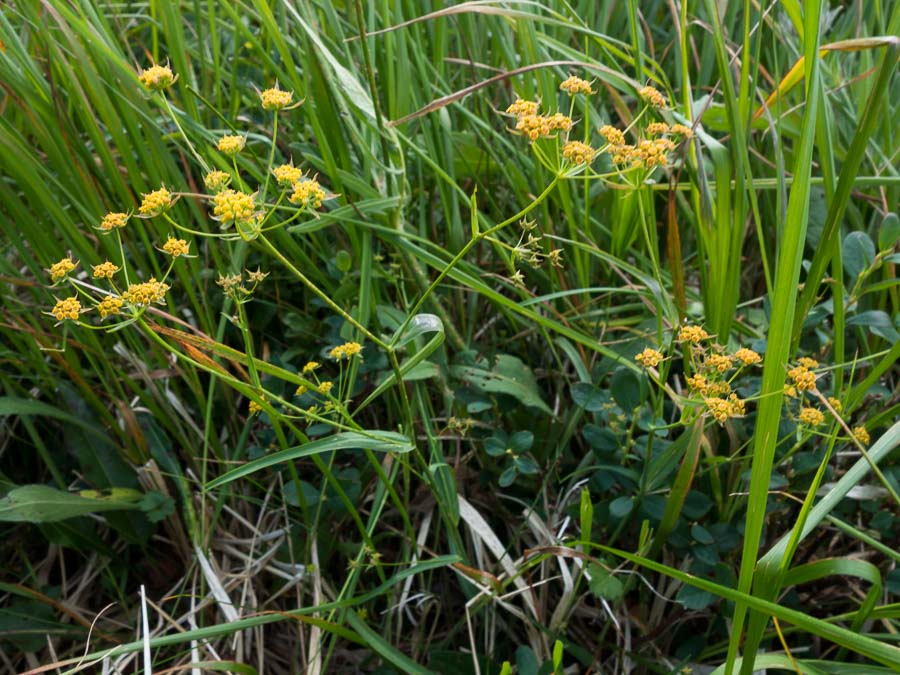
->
705, 394, 745, 423
329, 341, 362, 360
123, 278, 170, 307
798, 407, 824, 426
317, 381, 333, 394
506, 98, 539, 117
852, 426, 870, 445
213, 189, 256, 224
249, 398, 264, 415
678, 325, 709, 343
49, 257, 77, 282
139, 64, 176, 91
289, 179, 326, 209
51, 297, 81, 321
827, 397, 842, 413
639, 85, 667, 108
302, 361, 320, 373
670, 124, 693, 138
514, 112, 573, 141
204, 170, 231, 192
92, 261, 119, 279
798, 357, 819, 369
629, 138, 676, 168
634, 347, 663, 368
162, 237, 190, 257
687, 374, 730, 397
788, 365, 817, 392
598, 125, 626, 147
139, 187, 173, 216
562, 140, 595, 165
273, 163, 304, 188
100, 212, 129, 231
97, 295, 123, 318
705, 353, 732, 373
217, 135, 245, 156
559, 76, 594, 95
260, 85, 293, 110
646, 122, 670, 135
734, 348, 761, 366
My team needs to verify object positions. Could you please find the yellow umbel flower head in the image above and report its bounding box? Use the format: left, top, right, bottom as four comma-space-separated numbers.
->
99, 212, 129, 231
562, 141, 595, 165
49, 256, 77, 283
670, 124, 694, 139
92, 261, 120, 279
273, 163, 304, 189
678, 325, 709, 343
213, 189, 256, 225
634, 348, 663, 368
317, 381, 333, 394
852, 426, 870, 445
639, 85, 667, 108
123, 278, 170, 307
139, 187, 173, 216
97, 295, 124, 318
204, 170, 231, 192
138, 63, 177, 91
734, 348, 761, 366
646, 122, 670, 136
217, 135, 246, 157
51, 297, 82, 321
260, 85, 293, 110
506, 99, 539, 117
162, 237, 190, 257
598, 125, 626, 147
787, 366, 817, 392
289, 179, 326, 209
302, 361, 321, 374
560, 76, 594, 95
799, 407, 825, 427
705, 353, 732, 373
329, 341, 363, 360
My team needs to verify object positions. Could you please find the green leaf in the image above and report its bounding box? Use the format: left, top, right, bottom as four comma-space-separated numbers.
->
842, 231, 876, 282
450, 354, 551, 414
0, 485, 143, 523
609, 496, 634, 519
207, 431, 415, 490
878, 213, 900, 251
610, 367, 643, 410
846, 310, 900, 343
498, 466, 518, 488
587, 563, 624, 601
509, 430, 534, 453
571, 383, 606, 411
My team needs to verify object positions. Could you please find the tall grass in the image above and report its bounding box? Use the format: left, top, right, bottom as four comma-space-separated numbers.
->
1, 1, 898, 673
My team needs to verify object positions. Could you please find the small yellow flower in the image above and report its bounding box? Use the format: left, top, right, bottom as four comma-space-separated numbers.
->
639, 85, 667, 108
678, 325, 709, 343
670, 123, 693, 138
560, 75, 594, 95
686, 374, 709, 395
728, 393, 745, 416
799, 407, 825, 427
51, 297, 81, 321
139, 187, 173, 216
734, 348, 761, 366
289, 179, 326, 209
634, 348, 663, 368
788, 366, 817, 391
705, 397, 732, 424
213, 189, 256, 224
249, 398, 264, 415
646, 122, 670, 135
506, 98, 539, 117
705, 353, 732, 373
91, 261, 120, 279
515, 114, 551, 141
317, 381, 333, 394
798, 357, 819, 370
827, 397, 843, 413
217, 135, 246, 157
272, 163, 304, 188
99, 212, 129, 231
562, 140, 595, 165
295, 385, 307, 397
852, 426, 870, 445
260, 85, 293, 110
97, 295, 124, 318
546, 112, 573, 132
329, 341, 363, 360
302, 361, 320, 374
138, 63, 177, 91
123, 278, 170, 307
246, 268, 268, 284
162, 237, 190, 257
783, 384, 797, 398
598, 124, 626, 147
49, 256, 77, 283
204, 170, 231, 192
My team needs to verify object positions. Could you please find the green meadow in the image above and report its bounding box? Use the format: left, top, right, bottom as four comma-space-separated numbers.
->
1, 1, 898, 673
